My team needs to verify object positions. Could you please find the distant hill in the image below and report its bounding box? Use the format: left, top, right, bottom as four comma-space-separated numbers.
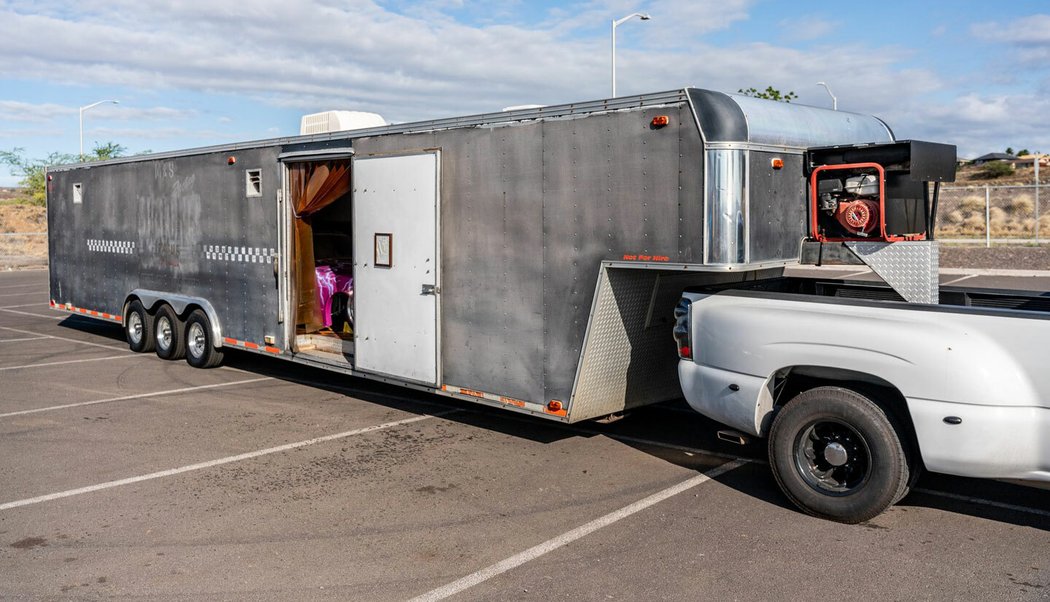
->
956, 162, 1048, 186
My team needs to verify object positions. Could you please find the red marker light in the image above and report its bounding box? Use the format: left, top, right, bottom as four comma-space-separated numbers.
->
651, 115, 669, 127
227, 156, 237, 165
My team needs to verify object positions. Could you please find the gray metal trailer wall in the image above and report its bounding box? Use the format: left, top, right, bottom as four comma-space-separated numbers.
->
352, 104, 704, 407
48, 148, 284, 349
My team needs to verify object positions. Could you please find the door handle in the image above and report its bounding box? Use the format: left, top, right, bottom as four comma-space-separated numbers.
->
421, 284, 439, 296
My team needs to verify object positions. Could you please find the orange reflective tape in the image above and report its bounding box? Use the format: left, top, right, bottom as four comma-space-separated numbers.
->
500, 396, 526, 408
243, 341, 259, 350
223, 337, 238, 345
264, 346, 280, 354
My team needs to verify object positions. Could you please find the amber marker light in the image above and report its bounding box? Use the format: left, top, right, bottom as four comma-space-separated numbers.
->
227, 156, 237, 165
771, 158, 784, 169
548, 400, 564, 412
651, 115, 669, 127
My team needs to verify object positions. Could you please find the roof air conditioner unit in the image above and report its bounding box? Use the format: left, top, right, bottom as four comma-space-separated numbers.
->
300, 111, 387, 135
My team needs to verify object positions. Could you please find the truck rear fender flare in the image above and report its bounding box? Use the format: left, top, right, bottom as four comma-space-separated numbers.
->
124, 290, 223, 349
760, 365, 921, 464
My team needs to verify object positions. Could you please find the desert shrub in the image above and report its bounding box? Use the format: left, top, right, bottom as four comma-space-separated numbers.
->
1009, 195, 1035, 214
959, 196, 986, 212
943, 210, 964, 224
972, 161, 1015, 180
962, 214, 987, 233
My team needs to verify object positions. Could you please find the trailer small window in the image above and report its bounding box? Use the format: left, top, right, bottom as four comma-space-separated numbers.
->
246, 169, 262, 197
72, 183, 83, 205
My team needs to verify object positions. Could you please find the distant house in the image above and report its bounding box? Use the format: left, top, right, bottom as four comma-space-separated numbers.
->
1014, 154, 1050, 168
972, 152, 1016, 166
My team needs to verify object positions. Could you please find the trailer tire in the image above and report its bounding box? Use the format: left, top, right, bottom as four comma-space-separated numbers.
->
153, 304, 186, 360
184, 309, 224, 369
125, 300, 155, 353
768, 386, 910, 524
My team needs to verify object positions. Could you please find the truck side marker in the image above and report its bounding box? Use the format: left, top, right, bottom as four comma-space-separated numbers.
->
50, 300, 121, 323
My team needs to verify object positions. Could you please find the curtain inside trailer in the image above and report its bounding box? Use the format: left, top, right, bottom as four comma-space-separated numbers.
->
289, 161, 351, 335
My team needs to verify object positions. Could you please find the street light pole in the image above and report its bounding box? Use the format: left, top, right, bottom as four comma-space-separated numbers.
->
611, 12, 651, 98
816, 82, 837, 110
79, 99, 119, 160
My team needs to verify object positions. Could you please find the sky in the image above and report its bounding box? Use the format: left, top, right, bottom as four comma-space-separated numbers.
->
1, 0, 1048, 186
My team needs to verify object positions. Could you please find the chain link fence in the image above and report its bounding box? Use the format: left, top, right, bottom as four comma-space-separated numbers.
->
936, 183, 1048, 244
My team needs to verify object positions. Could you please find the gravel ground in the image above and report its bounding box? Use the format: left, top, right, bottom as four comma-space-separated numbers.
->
940, 244, 1050, 270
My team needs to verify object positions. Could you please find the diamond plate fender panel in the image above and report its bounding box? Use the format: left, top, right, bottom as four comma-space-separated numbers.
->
845, 241, 939, 304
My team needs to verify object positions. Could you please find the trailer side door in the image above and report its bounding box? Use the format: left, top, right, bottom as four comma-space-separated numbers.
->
352, 152, 440, 385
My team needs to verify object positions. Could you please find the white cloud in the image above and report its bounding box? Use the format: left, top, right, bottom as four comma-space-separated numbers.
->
0, 101, 74, 122
972, 14, 1050, 45
0, 100, 195, 124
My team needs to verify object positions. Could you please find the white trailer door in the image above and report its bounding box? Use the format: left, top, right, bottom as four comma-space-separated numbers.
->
352, 153, 439, 385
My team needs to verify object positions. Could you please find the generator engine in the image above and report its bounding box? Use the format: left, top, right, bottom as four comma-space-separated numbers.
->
817, 173, 881, 237
806, 141, 958, 243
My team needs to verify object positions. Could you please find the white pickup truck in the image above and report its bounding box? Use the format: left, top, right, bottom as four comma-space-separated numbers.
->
673, 276, 1050, 523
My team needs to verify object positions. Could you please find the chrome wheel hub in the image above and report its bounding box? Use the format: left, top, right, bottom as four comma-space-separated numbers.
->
824, 442, 849, 467
795, 419, 871, 494
156, 317, 172, 349
188, 322, 206, 358
128, 312, 142, 344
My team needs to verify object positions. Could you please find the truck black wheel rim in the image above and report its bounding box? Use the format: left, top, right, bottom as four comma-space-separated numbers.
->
794, 419, 871, 495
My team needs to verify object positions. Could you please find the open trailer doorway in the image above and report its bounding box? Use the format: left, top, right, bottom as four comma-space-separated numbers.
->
287, 158, 356, 364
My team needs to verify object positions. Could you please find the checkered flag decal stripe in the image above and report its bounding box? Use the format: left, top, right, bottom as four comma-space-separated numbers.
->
204, 245, 276, 264
86, 239, 135, 254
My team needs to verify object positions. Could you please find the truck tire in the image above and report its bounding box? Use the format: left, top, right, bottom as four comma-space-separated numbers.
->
125, 300, 155, 353
153, 304, 186, 360
768, 386, 910, 524
184, 309, 224, 369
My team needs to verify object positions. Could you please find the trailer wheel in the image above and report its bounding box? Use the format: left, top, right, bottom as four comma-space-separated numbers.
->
184, 309, 224, 369
125, 300, 155, 353
153, 304, 186, 360
768, 386, 910, 524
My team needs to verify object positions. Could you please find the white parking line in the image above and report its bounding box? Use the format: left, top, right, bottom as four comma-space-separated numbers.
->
941, 274, 978, 286
0, 283, 45, 291
0, 290, 47, 298
0, 303, 45, 310
0, 376, 274, 418
410, 459, 747, 602
0, 336, 49, 344
0, 308, 62, 320
0, 353, 144, 372
913, 488, 1050, 519
0, 411, 457, 511
0, 326, 126, 351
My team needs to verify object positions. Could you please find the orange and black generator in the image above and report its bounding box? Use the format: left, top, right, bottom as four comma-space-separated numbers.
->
806, 140, 957, 242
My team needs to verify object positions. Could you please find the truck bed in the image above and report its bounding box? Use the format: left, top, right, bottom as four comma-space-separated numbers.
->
687, 276, 1050, 317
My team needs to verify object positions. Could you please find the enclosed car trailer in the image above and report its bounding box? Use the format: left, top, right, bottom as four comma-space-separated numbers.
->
48, 88, 897, 423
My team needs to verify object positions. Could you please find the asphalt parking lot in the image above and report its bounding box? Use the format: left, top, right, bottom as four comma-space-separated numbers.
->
1, 268, 1049, 600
